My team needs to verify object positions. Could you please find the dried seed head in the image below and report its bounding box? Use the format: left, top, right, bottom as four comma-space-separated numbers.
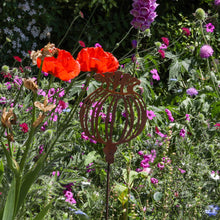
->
33, 112, 46, 127
23, 78, 38, 93
1, 107, 16, 129
34, 96, 56, 113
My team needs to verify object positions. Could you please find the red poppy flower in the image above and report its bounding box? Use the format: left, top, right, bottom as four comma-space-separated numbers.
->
37, 49, 80, 81
76, 47, 119, 74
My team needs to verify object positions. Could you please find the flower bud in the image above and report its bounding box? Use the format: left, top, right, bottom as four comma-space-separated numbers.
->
2, 65, 9, 72
195, 8, 206, 20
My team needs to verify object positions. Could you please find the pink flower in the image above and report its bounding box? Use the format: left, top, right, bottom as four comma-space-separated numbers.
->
206, 23, 215, 32
52, 171, 60, 176
160, 44, 167, 50
178, 168, 186, 173
185, 114, 190, 121
165, 109, 174, 122
181, 27, 191, 37
146, 110, 156, 120
13, 56, 22, 62
155, 126, 167, 138
78, 40, 85, 47
161, 37, 169, 46
158, 49, 165, 59
157, 163, 164, 170
150, 69, 160, 81
214, 123, 220, 130
200, 45, 214, 58
19, 123, 29, 133
94, 43, 102, 48
179, 129, 186, 137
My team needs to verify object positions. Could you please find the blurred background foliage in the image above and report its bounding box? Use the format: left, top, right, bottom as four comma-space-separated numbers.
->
0, 0, 217, 66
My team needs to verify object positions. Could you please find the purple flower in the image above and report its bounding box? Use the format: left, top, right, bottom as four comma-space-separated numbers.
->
151, 177, 158, 184
146, 110, 156, 120
186, 88, 198, 96
150, 69, 160, 81
179, 129, 186, 137
206, 23, 215, 32
200, 45, 214, 58
131, 40, 137, 48
130, 0, 159, 31
215, 0, 220, 6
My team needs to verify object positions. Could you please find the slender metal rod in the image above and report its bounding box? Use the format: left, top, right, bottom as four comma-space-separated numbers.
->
105, 162, 111, 220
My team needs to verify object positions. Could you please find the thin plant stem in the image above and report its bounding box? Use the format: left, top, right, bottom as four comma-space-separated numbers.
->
105, 162, 111, 220
111, 27, 134, 54
57, 15, 80, 48
71, 4, 99, 56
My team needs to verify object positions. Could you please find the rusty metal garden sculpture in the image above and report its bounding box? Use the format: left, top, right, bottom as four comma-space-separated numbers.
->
79, 71, 147, 219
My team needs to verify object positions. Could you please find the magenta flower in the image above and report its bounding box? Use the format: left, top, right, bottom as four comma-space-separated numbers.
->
131, 40, 137, 48
165, 109, 174, 122
52, 171, 60, 176
186, 87, 198, 96
150, 69, 160, 81
94, 43, 102, 48
146, 110, 156, 120
140, 159, 150, 168
151, 177, 158, 184
157, 162, 164, 170
214, 123, 220, 130
200, 45, 214, 58
185, 114, 190, 121
179, 129, 186, 137
206, 23, 215, 32
181, 27, 191, 37
19, 123, 29, 133
178, 168, 186, 174
130, 0, 159, 31
161, 37, 169, 46
160, 44, 167, 50
158, 49, 165, 58
78, 40, 85, 47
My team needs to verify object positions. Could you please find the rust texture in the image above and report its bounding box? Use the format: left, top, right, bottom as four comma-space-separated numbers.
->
79, 71, 147, 164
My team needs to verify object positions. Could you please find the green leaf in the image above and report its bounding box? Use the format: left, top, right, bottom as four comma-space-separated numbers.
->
33, 200, 53, 220
3, 178, 16, 220
0, 160, 4, 184
16, 154, 47, 215
84, 151, 98, 166
153, 192, 163, 202
122, 169, 139, 186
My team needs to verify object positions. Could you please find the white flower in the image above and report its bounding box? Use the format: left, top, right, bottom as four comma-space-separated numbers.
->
211, 172, 220, 180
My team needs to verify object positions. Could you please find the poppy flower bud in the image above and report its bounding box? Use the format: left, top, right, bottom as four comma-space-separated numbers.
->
195, 8, 206, 20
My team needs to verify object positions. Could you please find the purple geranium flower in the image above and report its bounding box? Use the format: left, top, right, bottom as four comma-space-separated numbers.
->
150, 69, 160, 81
206, 23, 215, 32
146, 110, 156, 120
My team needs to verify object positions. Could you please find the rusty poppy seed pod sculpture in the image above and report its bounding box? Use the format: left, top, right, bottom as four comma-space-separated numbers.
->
79, 71, 147, 219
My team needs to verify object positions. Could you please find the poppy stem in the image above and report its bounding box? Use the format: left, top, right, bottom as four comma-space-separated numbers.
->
105, 162, 110, 220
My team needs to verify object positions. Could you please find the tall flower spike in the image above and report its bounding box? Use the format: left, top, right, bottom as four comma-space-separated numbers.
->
130, 0, 159, 31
